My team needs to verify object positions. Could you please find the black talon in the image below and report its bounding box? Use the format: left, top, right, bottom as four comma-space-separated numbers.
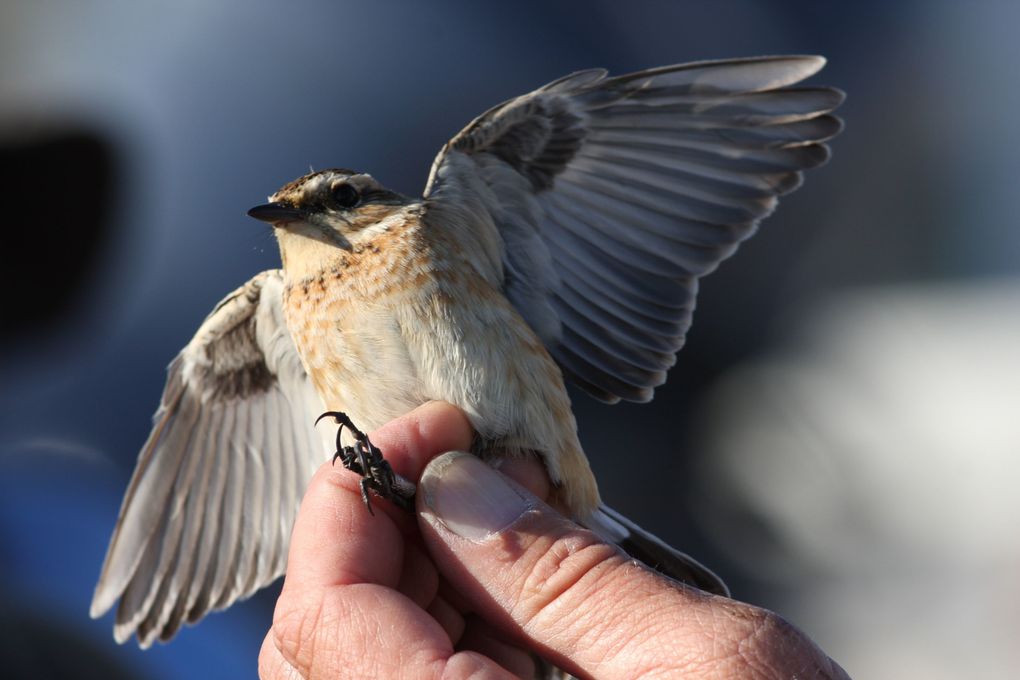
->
359, 478, 374, 514
317, 411, 416, 513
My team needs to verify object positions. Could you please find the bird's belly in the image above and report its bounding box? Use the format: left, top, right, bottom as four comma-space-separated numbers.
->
392, 280, 580, 458
288, 281, 562, 444
285, 272, 598, 513
293, 298, 426, 432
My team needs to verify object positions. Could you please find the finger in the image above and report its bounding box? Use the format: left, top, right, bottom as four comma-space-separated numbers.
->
426, 594, 465, 645
271, 583, 524, 680
417, 452, 850, 679
272, 583, 486, 680
493, 456, 550, 501
285, 401, 473, 592
396, 541, 439, 609
271, 403, 526, 680
437, 575, 473, 617
458, 614, 536, 679
283, 461, 405, 592
368, 400, 474, 481
417, 452, 637, 677
258, 630, 301, 680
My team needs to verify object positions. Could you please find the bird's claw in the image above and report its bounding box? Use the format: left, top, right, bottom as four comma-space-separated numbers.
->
317, 411, 416, 513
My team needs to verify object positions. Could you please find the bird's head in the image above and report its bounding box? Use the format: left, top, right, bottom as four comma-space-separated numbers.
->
247, 168, 411, 277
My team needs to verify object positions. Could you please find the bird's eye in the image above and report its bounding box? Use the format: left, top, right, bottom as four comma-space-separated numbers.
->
330, 183, 360, 209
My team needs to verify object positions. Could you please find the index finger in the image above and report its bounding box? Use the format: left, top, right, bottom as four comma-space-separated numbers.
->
284, 401, 474, 591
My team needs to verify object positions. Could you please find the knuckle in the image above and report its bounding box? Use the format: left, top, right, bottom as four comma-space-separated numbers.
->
256, 634, 276, 679
258, 631, 300, 680
271, 589, 327, 675
513, 527, 625, 631
736, 608, 831, 678
440, 651, 505, 680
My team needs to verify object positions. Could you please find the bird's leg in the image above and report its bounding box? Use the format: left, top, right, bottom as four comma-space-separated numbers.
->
315, 411, 417, 514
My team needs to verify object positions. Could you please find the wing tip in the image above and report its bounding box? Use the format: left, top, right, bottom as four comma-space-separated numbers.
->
791, 53, 826, 75
825, 86, 848, 110
755, 54, 826, 80
89, 590, 113, 620
113, 621, 136, 646
747, 53, 829, 88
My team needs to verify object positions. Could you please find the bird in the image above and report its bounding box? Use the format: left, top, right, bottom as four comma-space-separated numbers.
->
91, 55, 844, 648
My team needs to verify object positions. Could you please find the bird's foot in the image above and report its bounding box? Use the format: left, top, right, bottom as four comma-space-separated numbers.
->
316, 411, 417, 514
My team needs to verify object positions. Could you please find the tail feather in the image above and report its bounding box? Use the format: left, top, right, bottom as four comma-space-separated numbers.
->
584, 504, 729, 597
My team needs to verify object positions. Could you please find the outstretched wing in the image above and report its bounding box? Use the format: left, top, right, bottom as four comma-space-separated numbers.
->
91, 270, 328, 647
424, 56, 843, 403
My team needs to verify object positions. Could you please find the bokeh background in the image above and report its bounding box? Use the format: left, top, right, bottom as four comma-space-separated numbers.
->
2, 2, 1017, 678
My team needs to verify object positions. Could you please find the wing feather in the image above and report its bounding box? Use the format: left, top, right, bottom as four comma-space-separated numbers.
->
92, 270, 328, 647
424, 56, 842, 401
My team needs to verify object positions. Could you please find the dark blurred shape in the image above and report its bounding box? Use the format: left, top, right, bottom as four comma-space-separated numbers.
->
0, 128, 115, 344
0, 596, 137, 680
0, 124, 127, 676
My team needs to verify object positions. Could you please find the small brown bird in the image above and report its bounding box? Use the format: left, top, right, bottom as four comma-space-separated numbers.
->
92, 56, 843, 647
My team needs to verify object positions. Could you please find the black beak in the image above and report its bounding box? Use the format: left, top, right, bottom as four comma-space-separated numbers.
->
247, 202, 303, 223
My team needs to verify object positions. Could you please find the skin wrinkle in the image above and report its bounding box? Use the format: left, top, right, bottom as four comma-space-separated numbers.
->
267, 403, 511, 680
258, 403, 850, 679
545, 555, 632, 652
537, 559, 685, 678
456, 615, 535, 678
488, 509, 758, 680
347, 593, 393, 679
310, 594, 349, 678
578, 567, 674, 672
673, 600, 749, 677
515, 531, 619, 623
316, 472, 406, 588
631, 599, 727, 678
272, 587, 323, 677
737, 620, 776, 679
737, 612, 835, 680
504, 524, 634, 673
426, 595, 465, 645
259, 636, 303, 680
317, 586, 423, 679
594, 592, 781, 679
423, 465, 728, 678
441, 652, 513, 680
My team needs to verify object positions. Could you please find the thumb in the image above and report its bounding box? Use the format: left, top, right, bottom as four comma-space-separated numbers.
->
415, 451, 710, 679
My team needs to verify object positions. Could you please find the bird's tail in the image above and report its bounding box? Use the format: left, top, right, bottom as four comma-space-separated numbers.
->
582, 504, 729, 597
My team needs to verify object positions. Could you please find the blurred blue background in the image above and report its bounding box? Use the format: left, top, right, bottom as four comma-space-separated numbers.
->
2, 2, 1018, 678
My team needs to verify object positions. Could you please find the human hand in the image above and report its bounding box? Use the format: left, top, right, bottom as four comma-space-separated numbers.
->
258, 401, 850, 679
